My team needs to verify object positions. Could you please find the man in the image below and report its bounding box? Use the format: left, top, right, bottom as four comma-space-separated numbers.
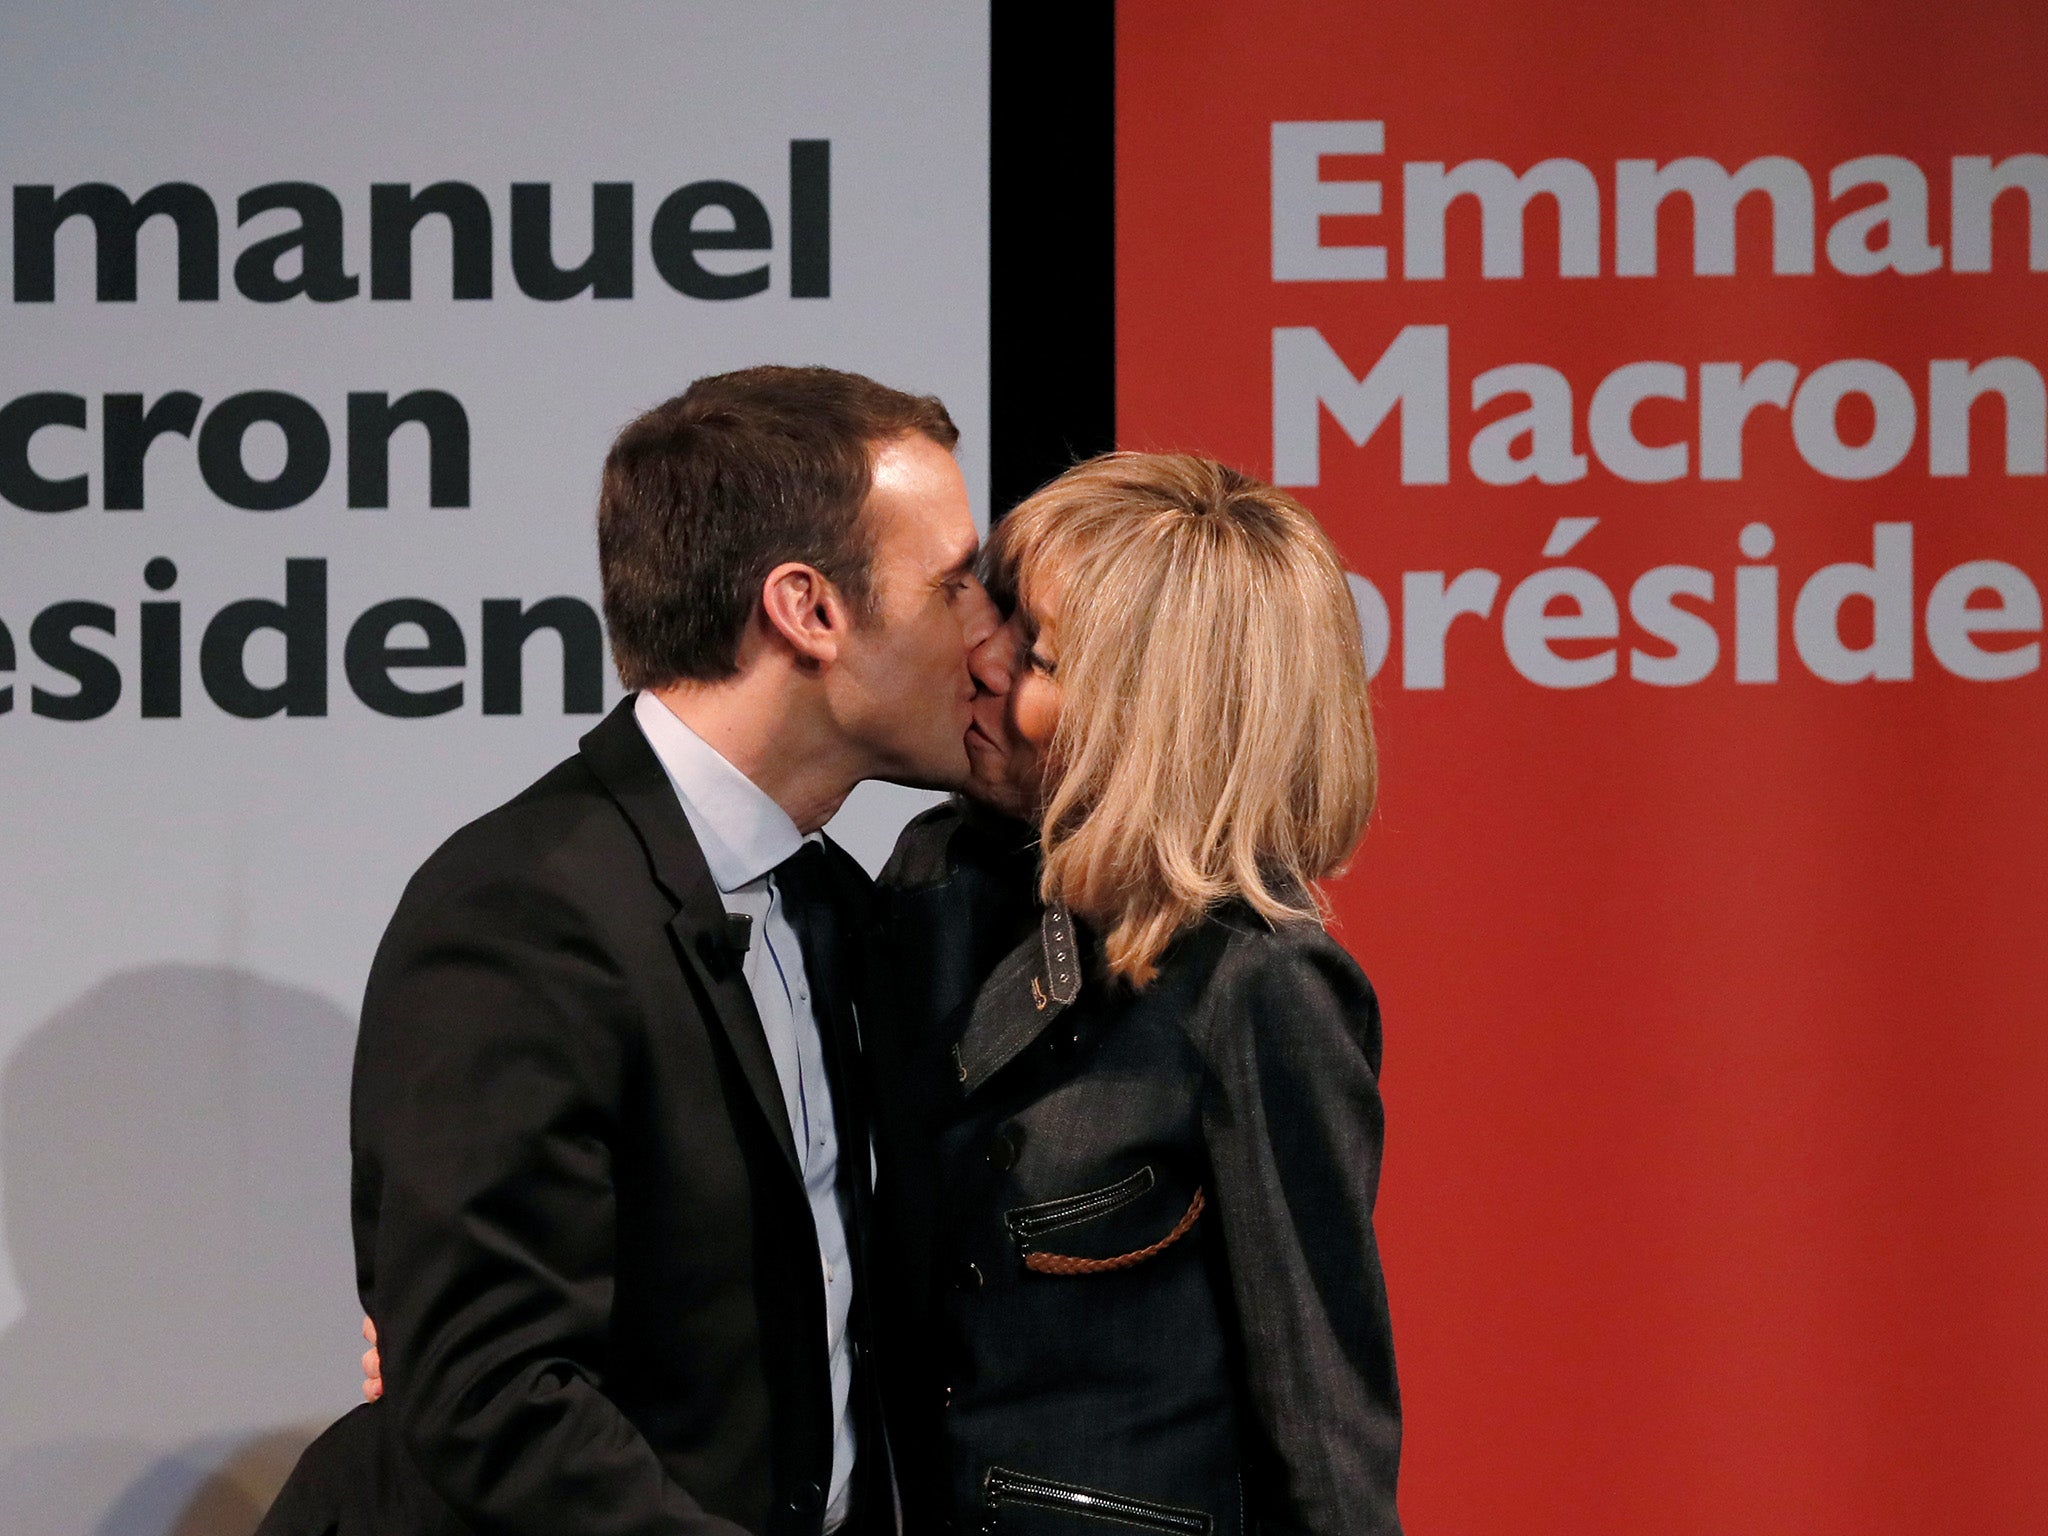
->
276, 366, 999, 1536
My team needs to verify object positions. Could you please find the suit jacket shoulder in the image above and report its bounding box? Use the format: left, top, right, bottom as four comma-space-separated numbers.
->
381, 749, 658, 940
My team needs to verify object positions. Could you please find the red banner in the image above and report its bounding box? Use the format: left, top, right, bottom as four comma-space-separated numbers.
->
1118, 4, 2047, 1531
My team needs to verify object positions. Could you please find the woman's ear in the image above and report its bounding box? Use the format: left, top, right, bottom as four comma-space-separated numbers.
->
759, 561, 849, 668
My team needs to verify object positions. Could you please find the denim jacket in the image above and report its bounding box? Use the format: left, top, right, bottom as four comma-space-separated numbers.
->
870, 804, 1401, 1536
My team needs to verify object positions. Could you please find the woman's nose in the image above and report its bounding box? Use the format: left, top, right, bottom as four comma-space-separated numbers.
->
969, 626, 1016, 696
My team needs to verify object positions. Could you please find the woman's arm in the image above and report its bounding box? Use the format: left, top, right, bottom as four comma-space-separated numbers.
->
1194, 928, 1403, 1536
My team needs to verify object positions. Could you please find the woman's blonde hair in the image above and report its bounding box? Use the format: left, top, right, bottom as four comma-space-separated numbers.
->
987, 452, 1377, 986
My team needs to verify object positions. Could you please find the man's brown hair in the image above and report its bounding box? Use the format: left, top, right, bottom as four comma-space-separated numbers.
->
598, 365, 958, 688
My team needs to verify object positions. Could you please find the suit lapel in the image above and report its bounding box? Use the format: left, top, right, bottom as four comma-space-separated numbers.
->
578, 698, 801, 1182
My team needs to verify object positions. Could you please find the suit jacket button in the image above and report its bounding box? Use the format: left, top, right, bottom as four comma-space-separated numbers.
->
952, 1260, 984, 1292
987, 1126, 1022, 1171
787, 1478, 824, 1514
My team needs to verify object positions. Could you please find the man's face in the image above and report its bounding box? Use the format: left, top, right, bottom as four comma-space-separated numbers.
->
825, 432, 997, 789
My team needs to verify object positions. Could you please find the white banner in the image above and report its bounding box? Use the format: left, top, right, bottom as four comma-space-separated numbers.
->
0, 4, 989, 1530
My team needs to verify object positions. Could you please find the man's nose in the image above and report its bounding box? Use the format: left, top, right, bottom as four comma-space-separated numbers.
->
958, 576, 1002, 654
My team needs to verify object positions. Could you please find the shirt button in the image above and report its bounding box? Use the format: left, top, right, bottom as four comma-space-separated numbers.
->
987, 1126, 1022, 1171
952, 1260, 984, 1292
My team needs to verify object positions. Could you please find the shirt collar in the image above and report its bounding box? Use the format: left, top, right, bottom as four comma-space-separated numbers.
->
633, 690, 803, 893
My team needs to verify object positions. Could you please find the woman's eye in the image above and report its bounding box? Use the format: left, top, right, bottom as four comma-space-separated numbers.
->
1028, 650, 1057, 676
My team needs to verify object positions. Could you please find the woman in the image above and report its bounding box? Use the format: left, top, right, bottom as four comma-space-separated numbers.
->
870, 452, 1400, 1536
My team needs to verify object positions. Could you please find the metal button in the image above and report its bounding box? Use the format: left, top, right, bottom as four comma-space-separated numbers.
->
987, 1126, 1022, 1171
952, 1260, 984, 1292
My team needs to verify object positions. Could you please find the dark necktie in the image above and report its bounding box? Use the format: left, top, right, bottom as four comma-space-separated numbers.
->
772, 841, 886, 1525
773, 843, 876, 1214
772, 842, 868, 1152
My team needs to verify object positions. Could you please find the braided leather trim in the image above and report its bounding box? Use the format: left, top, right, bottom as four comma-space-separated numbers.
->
1022, 1187, 1206, 1275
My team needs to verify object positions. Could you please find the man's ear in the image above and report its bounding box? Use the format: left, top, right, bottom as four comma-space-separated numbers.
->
760, 561, 850, 668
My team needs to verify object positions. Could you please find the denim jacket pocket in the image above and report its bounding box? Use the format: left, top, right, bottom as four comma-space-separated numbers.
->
1004, 1164, 1206, 1275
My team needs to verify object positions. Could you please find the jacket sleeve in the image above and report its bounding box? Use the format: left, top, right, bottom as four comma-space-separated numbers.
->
1193, 931, 1403, 1536
354, 870, 748, 1536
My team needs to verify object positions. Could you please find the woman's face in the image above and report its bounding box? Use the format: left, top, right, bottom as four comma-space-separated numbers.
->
963, 596, 1063, 819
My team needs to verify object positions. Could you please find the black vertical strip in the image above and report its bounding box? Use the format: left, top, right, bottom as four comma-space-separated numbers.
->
790, 139, 832, 298
989, 1, 1116, 517
140, 602, 182, 718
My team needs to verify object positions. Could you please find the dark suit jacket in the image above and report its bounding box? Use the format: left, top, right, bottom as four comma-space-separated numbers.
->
325, 698, 876, 1536
873, 804, 1402, 1536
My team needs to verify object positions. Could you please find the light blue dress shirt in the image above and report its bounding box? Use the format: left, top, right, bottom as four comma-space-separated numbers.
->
634, 691, 857, 1530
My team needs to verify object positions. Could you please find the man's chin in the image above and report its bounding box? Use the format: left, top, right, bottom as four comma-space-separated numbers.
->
871, 739, 975, 795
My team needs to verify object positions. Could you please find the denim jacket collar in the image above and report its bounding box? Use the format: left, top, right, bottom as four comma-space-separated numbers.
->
951, 900, 1084, 1096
